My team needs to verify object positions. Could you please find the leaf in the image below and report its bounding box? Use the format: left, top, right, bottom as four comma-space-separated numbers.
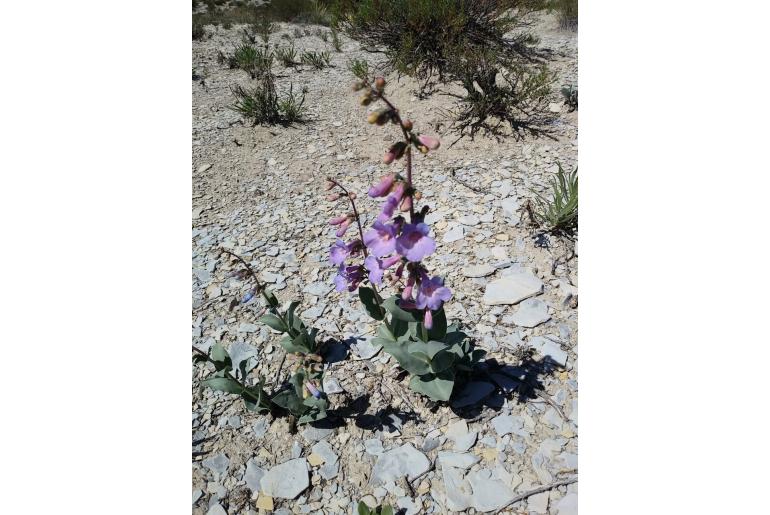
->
271, 389, 307, 416
382, 340, 431, 376
263, 289, 279, 307
383, 296, 420, 322
287, 300, 301, 331
359, 286, 386, 320
279, 331, 312, 355
258, 313, 288, 333
209, 343, 232, 371
202, 376, 243, 395
429, 349, 456, 374
409, 340, 447, 360
358, 501, 372, 515
409, 370, 455, 401
379, 505, 394, 515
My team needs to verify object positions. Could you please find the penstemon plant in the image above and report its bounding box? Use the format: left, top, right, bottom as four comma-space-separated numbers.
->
324, 74, 485, 402
193, 249, 329, 425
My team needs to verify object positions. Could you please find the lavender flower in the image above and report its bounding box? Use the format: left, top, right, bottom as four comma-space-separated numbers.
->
241, 288, 256, 304
329, 239, 353, 266
395, 223, 435, 262
415, 275, 452, 311
363, 221, 398, 257
364, 255, 401, 284
377, 183, 405, 223
334, 264, 365, 292
368, 174, 395, 198
305, 381, 322, 399
336, 218, 352, 237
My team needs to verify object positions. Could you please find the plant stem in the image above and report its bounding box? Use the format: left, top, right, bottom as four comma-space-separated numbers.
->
220, 248, 289, 325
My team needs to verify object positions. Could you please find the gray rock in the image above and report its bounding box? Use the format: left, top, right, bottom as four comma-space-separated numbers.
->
421, 437, 440, 452
555, 492, 578, 514
311, 441, 338, 465
365, 438, 384, 456
528, 491, 550, 514
370, 444, 430, 485
228, 341, 258, 372
500, 197, 520, 218
467, 468, 515, 512
202, 453, 229, 480
291, 441, 303, 459
192, 489, 203, 505
252, 418, 269, 439
442, 225, 465, 243
237, 323, 259, 333
303, 282, 333, 297
446, 420, 478, 451
206, 503, 227, 515
243, 459, 266, 493
442, 465, 473, 512
438, 451, 480, 469
483, 271, 543, 305
301, 425, 333, 442
462, 264, 496, 278
451, 381, 495, 408
260, 458, 310, 499
351, 336, 382, 359
542, 407, 563, 429
491, 414, 523, 437
529, 336, 568, 367
458, 214, 480, 226
319, 461, 339, 480
397, 496, 421, 515
454, 430, 478, 452
511, 298, 551, 328
322, 376, 344, 394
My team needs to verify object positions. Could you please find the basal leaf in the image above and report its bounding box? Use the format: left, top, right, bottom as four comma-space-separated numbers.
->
258, 313, 288, 333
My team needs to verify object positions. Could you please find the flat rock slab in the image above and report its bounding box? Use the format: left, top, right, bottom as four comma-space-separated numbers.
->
442, 225, 465, 243
351, 336, 382, 359
438, 451, 480, 469
451, 381, 496, 408
483, 271, 543, 305
462, 264, 496, 278
243, 459, 266, 493
260, 458, 309, 499
370, 443, 430, 485
467, 468, 515, 512
555, 492, 578, 515
529, 336, 569, 367
511, 298, 551, 327
202, 453, 229, 480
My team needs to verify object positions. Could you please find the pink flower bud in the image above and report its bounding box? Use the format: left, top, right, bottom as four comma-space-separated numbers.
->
402, 119, 413, 131
326, 193, 340, 201
383, 141, 407, 165
336, 219, 352, 237
417, 134, 440, 150
383, 150, 396, 165
348, 192, 357, 200
374, 76, 386, 90
329, 215, 348, 226
399, 196, 412, 212
305, 381, 322, 399
402, 284, 413, 301
423, 309, 433, 329
324, 180, 335, 191
368, 174, 395, 198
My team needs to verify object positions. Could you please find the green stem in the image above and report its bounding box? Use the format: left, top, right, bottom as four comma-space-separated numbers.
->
220, 248, 290, 326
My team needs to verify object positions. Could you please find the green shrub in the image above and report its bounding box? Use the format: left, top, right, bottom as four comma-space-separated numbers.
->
230, 73, 307, 126
561, 84, 577, 111
529, 164, 578, 234
357, 501, 393, 515
275, 45, 300, 67
301, 50, 331, 69
225, 44, 273, 79
330, 27, 342, 51
548, 0, 578, 30
336, 0, 552, 139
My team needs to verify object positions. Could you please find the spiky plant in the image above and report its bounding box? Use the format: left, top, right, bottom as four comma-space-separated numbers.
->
530, 164, 578, 234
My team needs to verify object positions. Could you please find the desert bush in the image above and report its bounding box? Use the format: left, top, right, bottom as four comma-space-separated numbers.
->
347, 58, 369, 80
301, 50, 331, 69
275, 45, 300, 67
561, 84, 577, 111
548, 0, 578, 30
330, 27, 342, 51
225, 43, 273, 79
315, 28, 329, 42
230, 73, 307, 126
357, 501, 394, 515
335, 0, 552, 140
529, 164, 578, 234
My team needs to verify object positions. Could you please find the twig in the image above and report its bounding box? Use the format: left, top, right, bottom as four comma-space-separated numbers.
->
533, 388, 568, 422
501, 477, 578, 510
449, 167, 489, 194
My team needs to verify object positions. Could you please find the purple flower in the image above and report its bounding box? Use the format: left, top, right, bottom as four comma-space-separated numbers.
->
329, 239, 352, 266
415, 275, 452, 311
241, 288, 256, 304
305, 381, 322, 399
364, 255, 401, 284
395, 223, 435, 262
363, 221, 397, 257
336, 218, 352, 237
334, 264, 365, 292
368, 174, 395, 198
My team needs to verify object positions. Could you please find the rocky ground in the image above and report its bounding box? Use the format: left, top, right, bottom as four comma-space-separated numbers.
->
193, 12, 577, 515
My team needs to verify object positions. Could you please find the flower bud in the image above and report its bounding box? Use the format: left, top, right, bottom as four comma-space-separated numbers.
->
424, 309, 433, 329
305, 381, 322, 399
374, 76, 386, 90
368, 174, 395, 197
417, 134, 440, 150
329, 215, 348, 226
413, 191, 423, 201
399, 195, 412, 212
241, 288, 256, 304
336, 218, 352, 237
359, 92, 373, 106
348, 192, 357, 200
367, 108, 391, 125
402, 119, 413, 131
382, 141, 407, 165
326, 193, 340, 201
417, 145, 429, 154
324, 180, 335, 191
